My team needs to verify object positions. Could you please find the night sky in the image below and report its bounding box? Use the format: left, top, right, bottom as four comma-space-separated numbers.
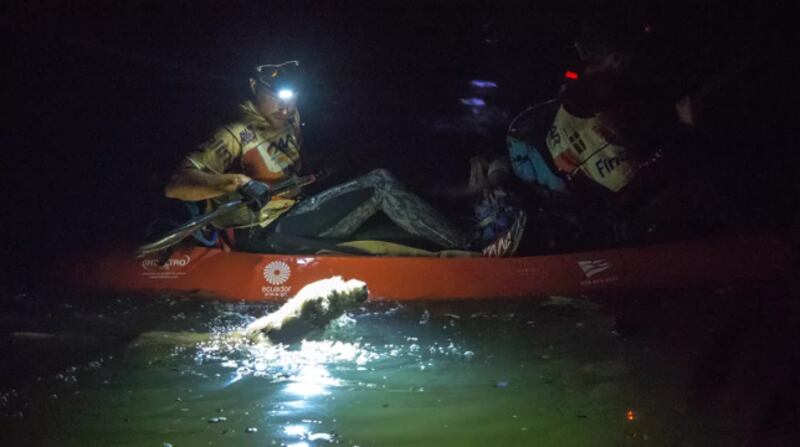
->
7, 1, 793, 279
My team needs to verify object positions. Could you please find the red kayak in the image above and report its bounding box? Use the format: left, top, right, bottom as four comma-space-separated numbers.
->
57, 233, 795, 301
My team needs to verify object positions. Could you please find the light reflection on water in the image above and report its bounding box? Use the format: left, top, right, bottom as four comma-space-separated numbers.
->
173, 303, 484, 446
0, 295, 633, 446
2, 290, 795, 446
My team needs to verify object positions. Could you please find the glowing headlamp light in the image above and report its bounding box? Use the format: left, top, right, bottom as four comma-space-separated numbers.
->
277, 89, 295, 101
254, 60, 301, 103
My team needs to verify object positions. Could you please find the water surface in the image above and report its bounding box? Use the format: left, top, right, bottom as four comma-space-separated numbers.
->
2, 286, 798, 446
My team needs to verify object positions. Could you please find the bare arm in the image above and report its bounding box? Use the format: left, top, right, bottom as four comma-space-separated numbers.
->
164, 169, 251, 201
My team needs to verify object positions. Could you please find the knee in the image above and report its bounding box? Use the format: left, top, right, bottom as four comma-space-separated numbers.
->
367, 168, 398, 183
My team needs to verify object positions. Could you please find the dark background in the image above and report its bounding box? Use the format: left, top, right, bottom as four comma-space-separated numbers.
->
6, 0, 794, 281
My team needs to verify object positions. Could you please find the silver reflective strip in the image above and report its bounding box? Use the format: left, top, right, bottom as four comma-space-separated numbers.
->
185, 156, 205, 170
186, 156, 222, 175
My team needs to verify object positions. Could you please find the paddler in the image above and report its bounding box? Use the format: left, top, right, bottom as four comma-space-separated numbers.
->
165, 61, 513, 255
492, 14, 722, 252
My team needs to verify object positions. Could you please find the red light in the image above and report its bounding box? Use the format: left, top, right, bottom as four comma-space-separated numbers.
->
565, 70, 579, 80
626, 410, 636, 421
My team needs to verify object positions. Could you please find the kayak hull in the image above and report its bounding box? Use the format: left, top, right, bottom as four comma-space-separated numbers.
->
60, 234, 794, 301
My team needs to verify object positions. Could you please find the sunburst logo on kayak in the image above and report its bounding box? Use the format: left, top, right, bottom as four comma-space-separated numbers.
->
263, 260, 291, 285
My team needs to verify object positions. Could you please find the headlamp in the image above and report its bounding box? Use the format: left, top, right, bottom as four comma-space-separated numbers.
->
277, 89, 295, 101
254, 60, 300, 101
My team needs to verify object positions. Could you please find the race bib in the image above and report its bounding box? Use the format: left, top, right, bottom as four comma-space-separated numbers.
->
546, 106, 637, 192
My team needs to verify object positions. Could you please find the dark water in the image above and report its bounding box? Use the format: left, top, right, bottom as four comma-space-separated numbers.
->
2, 285, 799, 446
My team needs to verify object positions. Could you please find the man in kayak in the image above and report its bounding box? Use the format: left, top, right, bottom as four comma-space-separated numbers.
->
493, 17, 721, 252
165, 61, 517, 255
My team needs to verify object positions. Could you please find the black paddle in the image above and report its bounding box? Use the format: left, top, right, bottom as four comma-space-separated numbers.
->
136, 171, 326, 256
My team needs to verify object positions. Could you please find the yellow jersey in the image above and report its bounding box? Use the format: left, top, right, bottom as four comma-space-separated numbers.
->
182, 101, 302, 228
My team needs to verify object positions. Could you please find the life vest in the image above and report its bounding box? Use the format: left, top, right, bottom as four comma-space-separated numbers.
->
182, 101, 302, 228
506, 100, 569, 195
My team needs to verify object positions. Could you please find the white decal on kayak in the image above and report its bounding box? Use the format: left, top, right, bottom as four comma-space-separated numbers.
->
263, 261, 291, 285
578, 259, 612, 278
262, 285, 292, 298
141, 255, 191, 279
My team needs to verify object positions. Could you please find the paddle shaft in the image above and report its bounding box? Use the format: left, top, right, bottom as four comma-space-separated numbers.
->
136, 173, 321, 256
